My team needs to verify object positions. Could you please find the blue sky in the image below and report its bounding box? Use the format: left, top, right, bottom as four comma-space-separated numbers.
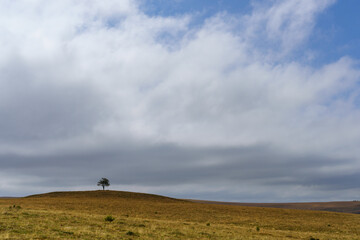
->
142, 0, 360, 65
142, 0, 252, 17
0, 0, 360, 202
310, 0, 360, 64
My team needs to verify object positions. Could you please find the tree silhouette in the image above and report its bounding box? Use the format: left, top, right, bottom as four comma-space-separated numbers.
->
97, 177, 110, 190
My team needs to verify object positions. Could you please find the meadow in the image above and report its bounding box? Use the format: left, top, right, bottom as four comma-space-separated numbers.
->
0, 191, 359, 239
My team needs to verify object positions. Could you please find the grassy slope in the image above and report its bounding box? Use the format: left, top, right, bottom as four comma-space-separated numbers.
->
189, 199, 360, 214
0, 191, 359, 239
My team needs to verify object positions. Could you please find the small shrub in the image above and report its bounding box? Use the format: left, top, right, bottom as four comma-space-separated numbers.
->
206, 223, 210, 226
310, 237, 319, 240
104, 215, 115, 222
9, 205, 21, 210
126, 231, 137, 236
256, 226, 260, 232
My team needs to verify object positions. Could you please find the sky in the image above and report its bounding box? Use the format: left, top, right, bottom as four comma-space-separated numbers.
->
0, 0, 360, 202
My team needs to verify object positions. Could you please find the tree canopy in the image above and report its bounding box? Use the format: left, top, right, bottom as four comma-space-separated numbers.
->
97, 177, 110, 190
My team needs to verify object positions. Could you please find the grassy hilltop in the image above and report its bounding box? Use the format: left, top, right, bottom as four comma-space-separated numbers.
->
0, 191, 360, 239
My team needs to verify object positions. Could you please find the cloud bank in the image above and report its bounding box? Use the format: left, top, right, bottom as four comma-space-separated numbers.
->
0, 0, 359, 202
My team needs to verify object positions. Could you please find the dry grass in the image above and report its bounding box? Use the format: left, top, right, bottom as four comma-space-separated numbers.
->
0, 191, 359, 239
190, 199, 360, 214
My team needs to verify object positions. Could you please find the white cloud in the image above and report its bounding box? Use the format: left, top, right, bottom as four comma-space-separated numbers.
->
243, 0, 336, 57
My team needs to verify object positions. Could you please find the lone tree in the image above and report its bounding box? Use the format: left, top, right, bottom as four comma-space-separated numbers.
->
97, 177, 110, 190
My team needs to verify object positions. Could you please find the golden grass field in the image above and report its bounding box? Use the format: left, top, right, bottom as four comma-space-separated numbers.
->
0, 191, 360, 239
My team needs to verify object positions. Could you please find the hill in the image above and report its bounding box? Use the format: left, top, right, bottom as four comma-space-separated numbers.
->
26, 190, 181, 202
1, 190, 360, 239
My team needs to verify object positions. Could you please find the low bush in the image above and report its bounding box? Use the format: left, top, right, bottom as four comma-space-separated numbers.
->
126, 231, 138, 236
104, 215, 115, 222
9, 205, 21, 210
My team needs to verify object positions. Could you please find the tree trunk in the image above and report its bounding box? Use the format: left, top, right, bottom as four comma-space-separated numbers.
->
102, 185, 104, 190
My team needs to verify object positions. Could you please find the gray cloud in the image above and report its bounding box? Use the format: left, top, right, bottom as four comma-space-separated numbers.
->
1, 143, 357, 201
0, 84, 106, 143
